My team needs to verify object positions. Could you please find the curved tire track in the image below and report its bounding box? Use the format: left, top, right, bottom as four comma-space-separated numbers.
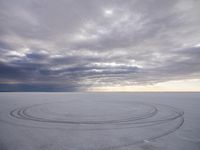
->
1, 101, 184, 150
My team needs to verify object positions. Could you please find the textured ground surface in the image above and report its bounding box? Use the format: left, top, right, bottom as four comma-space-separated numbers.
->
0, 93, 200, 150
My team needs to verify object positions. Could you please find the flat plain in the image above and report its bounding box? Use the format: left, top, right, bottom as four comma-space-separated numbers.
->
0, 92, 199, 150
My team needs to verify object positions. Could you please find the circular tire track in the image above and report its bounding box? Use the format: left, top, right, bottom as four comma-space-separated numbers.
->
2, 100, 184, 150
10, 102, 158, 125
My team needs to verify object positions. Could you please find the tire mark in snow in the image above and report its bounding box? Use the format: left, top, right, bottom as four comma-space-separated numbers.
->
2, 101, 184, 150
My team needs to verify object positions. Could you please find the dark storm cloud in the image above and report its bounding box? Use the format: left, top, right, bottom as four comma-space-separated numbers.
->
0, 63, 25, 79
0, 0, 200, 91
0, 50, 140, 91
25, 52, 48, 60
0, 83, 78, 92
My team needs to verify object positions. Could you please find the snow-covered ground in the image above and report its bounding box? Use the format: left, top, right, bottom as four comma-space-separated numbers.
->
0, 93, 200, 150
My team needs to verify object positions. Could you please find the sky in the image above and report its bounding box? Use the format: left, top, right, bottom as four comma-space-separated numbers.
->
0, 0, 200, 92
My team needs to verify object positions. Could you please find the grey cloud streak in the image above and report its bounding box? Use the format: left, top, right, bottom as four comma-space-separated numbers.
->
0, 0, 200, 91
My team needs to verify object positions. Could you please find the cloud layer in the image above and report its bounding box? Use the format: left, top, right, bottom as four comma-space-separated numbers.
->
0, 0, 200, 91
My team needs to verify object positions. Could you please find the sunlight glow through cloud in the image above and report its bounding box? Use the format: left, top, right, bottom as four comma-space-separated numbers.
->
104, 9, 113, 17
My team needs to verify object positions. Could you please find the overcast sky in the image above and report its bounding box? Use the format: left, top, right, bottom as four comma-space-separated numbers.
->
0, 0, 200, 91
